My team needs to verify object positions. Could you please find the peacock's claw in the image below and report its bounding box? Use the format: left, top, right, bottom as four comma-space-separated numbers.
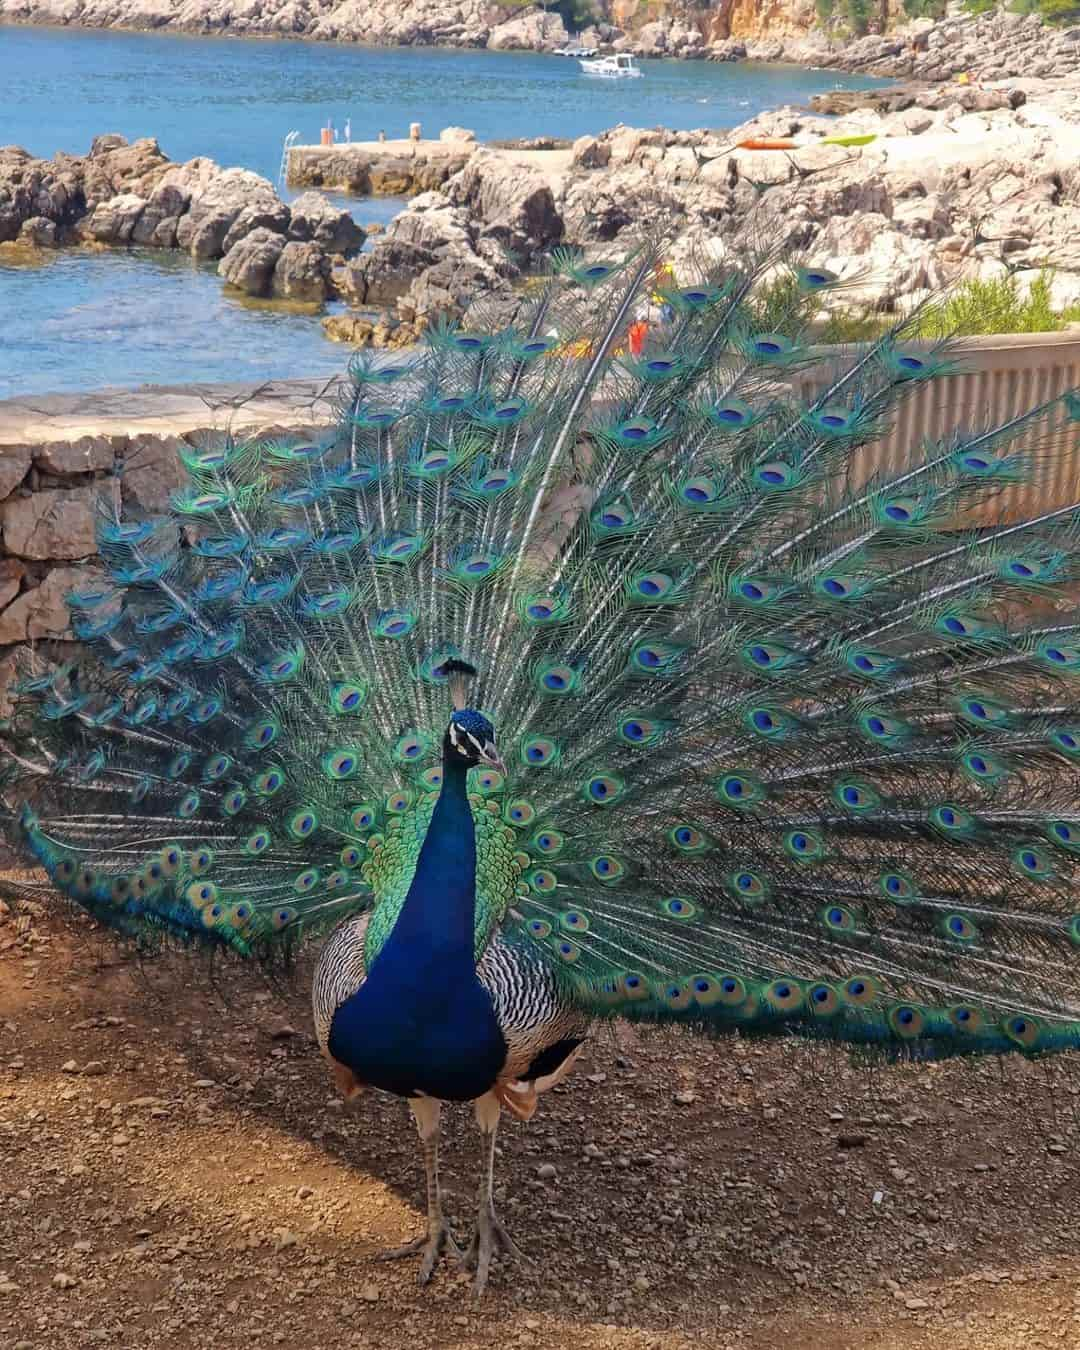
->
377, 1219, 463, 1285
462, 1204, 528, 1295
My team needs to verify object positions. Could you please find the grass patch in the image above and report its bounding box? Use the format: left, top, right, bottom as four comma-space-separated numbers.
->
908, 272, 1080, 339
750, 270, 1080, 344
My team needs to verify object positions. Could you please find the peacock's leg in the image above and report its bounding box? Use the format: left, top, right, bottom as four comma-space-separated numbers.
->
463, 1092, 527, 1295
378, 1096, 462, 1283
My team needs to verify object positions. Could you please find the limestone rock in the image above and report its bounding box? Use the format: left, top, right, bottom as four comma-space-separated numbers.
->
175, 167, 283, 261
218, 227, 287, 297
710, 39, 747, 62
33, 436, 114, 477
286, 192, 365, 254
221, 200, 292, 255
0, 483, 116, 561
17, 215, 58, 247
630, 19, 705, 58
130, 181, 190, 247
439, 127, 476, 144
0, 559, 24, 612
0, 565, 103, 644
0, 134, 172, 247
82, 135, 170, 205
444, 150, 562, 254
487, 10, 567, 53
309, 0, 493, 48
342, 183, 511, 333
341, 192, 471, 305
724, 11, 1080, 86
572, 135, 611, 170
322, 313, 375, 346
0, 446, 32, 500
77, 191, 147, 244
0, 143, 85, 242
119, 435, 188, 515
272, 240, 329, 302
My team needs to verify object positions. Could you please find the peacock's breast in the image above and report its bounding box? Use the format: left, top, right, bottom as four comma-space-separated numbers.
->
327, 952, 508, 1101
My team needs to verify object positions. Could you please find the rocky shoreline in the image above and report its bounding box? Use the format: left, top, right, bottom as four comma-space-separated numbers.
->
714, 12, 1080, 84
0, 5, 1077, 86
322, 69, 1080, 348
6, 58, 1080, 352
0, 134, 370, 304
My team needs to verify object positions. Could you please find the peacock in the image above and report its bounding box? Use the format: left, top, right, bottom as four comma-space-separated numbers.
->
5, 242, 1080, 1295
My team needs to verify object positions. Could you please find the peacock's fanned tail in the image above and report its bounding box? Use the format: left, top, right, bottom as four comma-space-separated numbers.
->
4, 244, 1080, 1059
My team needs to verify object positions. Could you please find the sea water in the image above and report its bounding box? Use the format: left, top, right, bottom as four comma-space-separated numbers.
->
0, 26, 881, 394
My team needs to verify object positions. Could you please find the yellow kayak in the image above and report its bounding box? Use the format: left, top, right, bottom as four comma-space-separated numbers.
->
820, 133, 878, 147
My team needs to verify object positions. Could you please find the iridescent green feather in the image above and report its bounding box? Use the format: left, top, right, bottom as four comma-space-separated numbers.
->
4, 244, 1080, 1067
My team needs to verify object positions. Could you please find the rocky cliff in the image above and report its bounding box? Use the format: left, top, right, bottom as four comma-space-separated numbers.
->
0, 0, 968, 58
0, 0, 574, 49
0, 0, 853, 48
1, 0, 1076, 86
0, 0, 834, 50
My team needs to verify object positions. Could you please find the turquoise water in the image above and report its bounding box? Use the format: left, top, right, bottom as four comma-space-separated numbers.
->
0, 247, 351, 398
0, 193, 405, 399
0, 27, 881, 395
1, 28, 878, 179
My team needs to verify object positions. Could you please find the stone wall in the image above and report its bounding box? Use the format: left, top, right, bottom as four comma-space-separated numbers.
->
0, 380, 341, 716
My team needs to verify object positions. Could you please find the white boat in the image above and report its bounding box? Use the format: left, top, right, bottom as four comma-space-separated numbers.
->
579, 53, 642, 79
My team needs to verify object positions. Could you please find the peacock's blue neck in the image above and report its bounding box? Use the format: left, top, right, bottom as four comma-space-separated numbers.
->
383, 754, 477, 966
328, 749, 507, 1100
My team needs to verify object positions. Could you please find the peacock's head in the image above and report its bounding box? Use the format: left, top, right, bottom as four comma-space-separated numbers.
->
445, 709, 505, 774
441, 658, 504, 772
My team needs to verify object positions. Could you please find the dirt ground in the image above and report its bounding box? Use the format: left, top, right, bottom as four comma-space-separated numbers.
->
2, 899, 1079, 1350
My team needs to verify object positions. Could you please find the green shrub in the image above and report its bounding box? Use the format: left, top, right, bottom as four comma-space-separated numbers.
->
556, 0, 598, 29
1029, 0, 1080, 23
747, 273, 816, 336
749, 269, 1079, 344
818, 310, 890, 342
908, 272, 1073, 339
845, 0, 871, 32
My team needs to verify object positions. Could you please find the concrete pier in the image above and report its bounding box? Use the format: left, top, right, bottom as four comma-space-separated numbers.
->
286, 138, 573, 195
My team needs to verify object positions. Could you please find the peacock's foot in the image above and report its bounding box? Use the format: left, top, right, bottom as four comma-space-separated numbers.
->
377, 1218, 463, 1285
463, 1204, 528, 1295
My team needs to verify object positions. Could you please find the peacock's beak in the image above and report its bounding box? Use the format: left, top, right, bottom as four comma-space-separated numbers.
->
480, 742, 506, 775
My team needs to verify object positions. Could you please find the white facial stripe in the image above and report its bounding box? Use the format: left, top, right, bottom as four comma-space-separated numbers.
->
466, 732, 484, 754
449, 724, 462, 749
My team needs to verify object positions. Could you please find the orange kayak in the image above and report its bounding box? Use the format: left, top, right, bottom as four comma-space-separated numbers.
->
737, 138, 797, 150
